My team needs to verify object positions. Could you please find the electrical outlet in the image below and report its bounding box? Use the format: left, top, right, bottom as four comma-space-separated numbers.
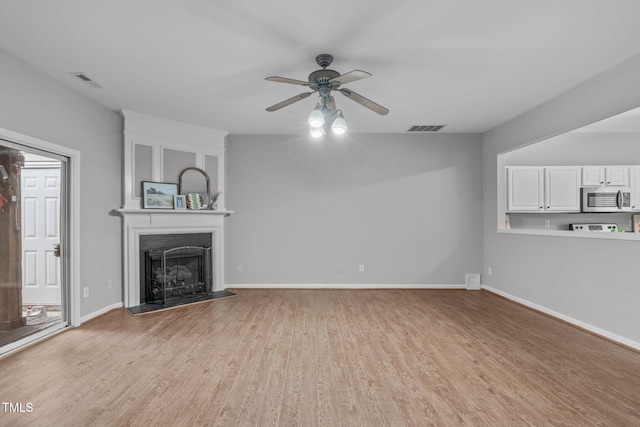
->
544, 220, 550, 228
359, 264, 365, 273
336, 264, 343, 273
236, 264, 243, 273
487, 267, 492, 276
83, 287, 89, 298
107, 280, 113, 288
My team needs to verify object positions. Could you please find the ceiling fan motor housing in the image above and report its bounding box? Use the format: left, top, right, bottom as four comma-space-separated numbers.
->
308, 69, 340, 87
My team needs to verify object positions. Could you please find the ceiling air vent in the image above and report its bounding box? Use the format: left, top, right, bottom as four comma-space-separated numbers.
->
70, 72, 103, 88
407, 125, 446, 132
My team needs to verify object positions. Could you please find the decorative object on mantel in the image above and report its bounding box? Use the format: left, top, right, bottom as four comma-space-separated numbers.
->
179, 167, 211, 207
208, 190, 222, 210
174, 195, 186, 210
142, 181, 178, 209
186, 193, 203, 210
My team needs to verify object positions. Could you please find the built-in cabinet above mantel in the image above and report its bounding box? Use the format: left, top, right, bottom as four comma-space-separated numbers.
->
120, 110, 229, 211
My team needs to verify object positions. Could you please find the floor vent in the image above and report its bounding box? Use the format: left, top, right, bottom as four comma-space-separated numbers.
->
70, 72, 103, 88
465, 273, 481, 290
407, 125, 446, 132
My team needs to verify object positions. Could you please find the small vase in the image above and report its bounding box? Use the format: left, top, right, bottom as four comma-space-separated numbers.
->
211, 201, 218, 211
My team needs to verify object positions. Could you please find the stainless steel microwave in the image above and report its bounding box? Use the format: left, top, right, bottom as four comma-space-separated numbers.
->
581, 186, 632, 212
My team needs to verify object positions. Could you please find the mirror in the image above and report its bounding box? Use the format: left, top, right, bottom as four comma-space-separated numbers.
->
179, 167, 210, 207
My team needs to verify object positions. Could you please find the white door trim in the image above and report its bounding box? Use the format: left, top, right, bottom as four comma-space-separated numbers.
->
0, 127, 81, 327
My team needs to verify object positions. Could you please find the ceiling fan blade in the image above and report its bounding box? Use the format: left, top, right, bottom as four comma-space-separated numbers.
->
266, 92, 315, 112
339, 88, 389, 115
329, 70, 371, 85
265, 76, 311, 86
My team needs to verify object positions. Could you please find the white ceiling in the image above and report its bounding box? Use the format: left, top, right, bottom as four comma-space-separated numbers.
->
2, 0, 640, 135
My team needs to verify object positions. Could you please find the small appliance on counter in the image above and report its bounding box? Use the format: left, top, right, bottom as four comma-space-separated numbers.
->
570, 223, 618, 232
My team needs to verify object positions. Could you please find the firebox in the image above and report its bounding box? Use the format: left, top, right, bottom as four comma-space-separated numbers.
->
139, 233, 212, 305
144, 246, 211, 304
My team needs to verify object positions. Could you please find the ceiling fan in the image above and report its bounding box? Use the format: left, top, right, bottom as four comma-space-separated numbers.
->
265, 54, 388, 136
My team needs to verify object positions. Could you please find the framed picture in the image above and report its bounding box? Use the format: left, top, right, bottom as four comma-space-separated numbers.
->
634, 214, 640, 233
174, 195, 187, 210
141, 181, 178, 209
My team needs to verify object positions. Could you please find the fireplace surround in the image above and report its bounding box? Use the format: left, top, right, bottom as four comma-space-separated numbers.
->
115, 111, 232, 309
117, 212, 227, 308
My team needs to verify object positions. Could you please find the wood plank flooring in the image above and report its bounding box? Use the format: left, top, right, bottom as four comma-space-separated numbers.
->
1, 288, 639, 426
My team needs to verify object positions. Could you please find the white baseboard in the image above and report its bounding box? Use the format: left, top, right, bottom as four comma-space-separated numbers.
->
482, 285, 640, 351
227, 284, 466, 289
80, 302, 123, 325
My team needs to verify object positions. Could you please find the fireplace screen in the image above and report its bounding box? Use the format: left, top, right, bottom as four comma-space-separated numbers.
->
145, 246, 212, 304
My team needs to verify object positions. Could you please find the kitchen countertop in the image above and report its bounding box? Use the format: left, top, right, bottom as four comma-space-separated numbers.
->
498, 228, 640, 240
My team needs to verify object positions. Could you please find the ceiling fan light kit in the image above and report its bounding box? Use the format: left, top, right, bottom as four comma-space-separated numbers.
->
309, 124, 325, 138
308, 106, 325, 127
266, 54, 388, 138
331, 111, 347, 135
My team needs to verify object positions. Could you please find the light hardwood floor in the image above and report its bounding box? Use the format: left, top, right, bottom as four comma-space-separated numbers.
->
1, 289, 639, 426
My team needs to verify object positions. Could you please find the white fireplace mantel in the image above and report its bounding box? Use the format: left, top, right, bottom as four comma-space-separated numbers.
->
117, 111, 232, 308
115, 209, 229, 307
114, 208, 234, 216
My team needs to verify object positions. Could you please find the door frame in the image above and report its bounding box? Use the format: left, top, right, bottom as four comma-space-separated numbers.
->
0, 127, 81, 328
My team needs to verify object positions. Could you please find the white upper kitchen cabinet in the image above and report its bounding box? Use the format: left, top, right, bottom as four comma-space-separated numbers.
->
582, 166, 629, 186
507, 166, 580, 212
507, 167, 544, 212
544, 167, 580, 211
606, 166, 629, 186
582, 166, 605, 186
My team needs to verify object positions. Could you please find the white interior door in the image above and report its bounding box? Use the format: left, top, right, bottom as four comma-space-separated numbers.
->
21, 161, 61, 305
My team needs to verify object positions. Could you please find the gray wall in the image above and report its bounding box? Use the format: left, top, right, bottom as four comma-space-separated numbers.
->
503, 131, 640, 166
483, 53, 640, 345
0, 49, 122, 318
226, 133, 483, 285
